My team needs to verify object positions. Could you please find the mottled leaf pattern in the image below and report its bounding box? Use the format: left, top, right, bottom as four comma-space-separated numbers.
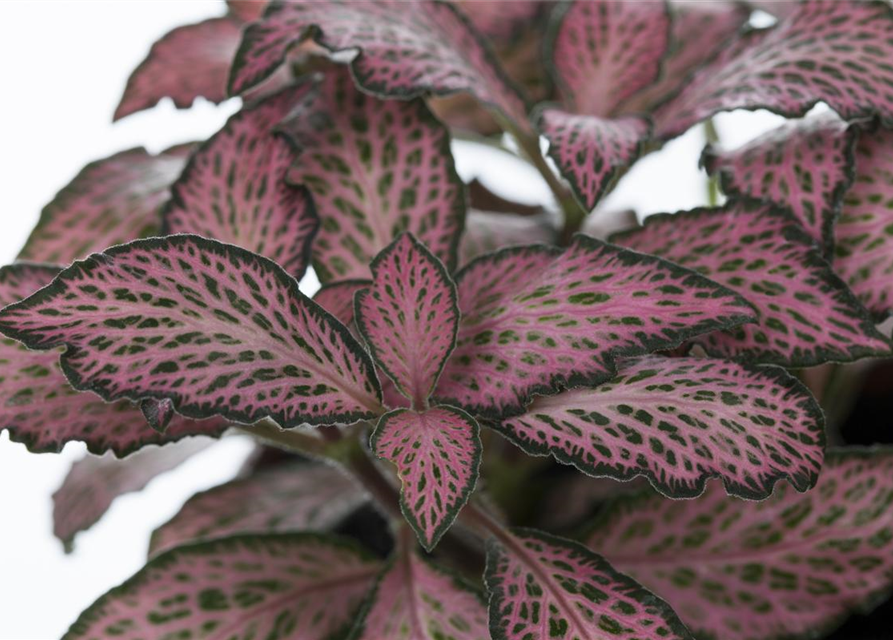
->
0, 262, 60, 308
614, 201, 891, 366
162, 83, 319, 277
486, 528, 693, 640
53, 439, 214, 550
703, 112, 857, 253
655, 1, 893, 139
64, 534, 380, 640
18, 145, 192, 264
434, 235, 756, 418
588, 448, 893, 640
459, 209, 557, 267
356, 234, 458, 407
314, 280, 370, 329
0, 236, 383, 428
150, 462, 366, 556
281, 68, 466, 282
499, 356, 824, 500
372, 407, 481, 550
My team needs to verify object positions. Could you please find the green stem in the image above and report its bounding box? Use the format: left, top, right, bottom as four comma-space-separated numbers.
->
703, 119, 721, 207
238, 419, 330, 458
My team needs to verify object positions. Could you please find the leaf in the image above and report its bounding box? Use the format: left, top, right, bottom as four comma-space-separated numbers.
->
0, 264, 229, 456
314, 280, 370, 328
498, 355, 824, 500
227, 0, 268, 23
0, 235, 383, 428
140, 398, 175, 432
587, 448, 893, 640
63, 533, 381, 640
372, 406, 481, 550
280, 68, 466, 282
433, 234, 756, 419
18, 145, 193, 264
162, 83, 319, 278
53, 439, 214, 551
149, 462, 366, 557
485, 528, 693, 640
703, 112, 857, 253
230, 0, 530, 130
355, 234, 458, 407
834, 127, 893, 319
459, 209, 557, 267
654, 1, 893, 139
455, 0, 544, 46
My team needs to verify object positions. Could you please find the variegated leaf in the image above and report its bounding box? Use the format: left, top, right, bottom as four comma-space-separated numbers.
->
18, 145, 193, 264
314, 280, 370, 328
0, 236, 383, 428
140, 397, 175, 432
613, 201, 891, 366
655, 0, 893, 139
486, 528, 693, 640
64, 534, 380, 640
434, 235, 756, 418
588, 448, 893, 640
281, 68, 466, 282
150, 462, 366, 557
459, 209, 557, 267
162, 83, 319, 277
498, 356, 824, 500
372, 406, 481, 550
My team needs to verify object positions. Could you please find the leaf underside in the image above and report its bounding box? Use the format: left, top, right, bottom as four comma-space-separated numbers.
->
314, 280, 370, 329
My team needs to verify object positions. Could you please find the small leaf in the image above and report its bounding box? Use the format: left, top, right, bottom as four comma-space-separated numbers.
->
486, 528, 693, 640
281, 68, 466, 281
372, 406, 481, 550
149, 462, 366, 557
356, 234, 459, 407
63, 533, 381, 640
140, 398, 175, 432
162, 82, 319, 278
498, 356, 824, 500
612, 201, 891, 366
53, 439, 214, 551
434, 235, 756, 419
655, 1, 893, 139
588, 448, 893, 640
230, 0, 530, 129
18, 145, 192, 264
703, 112, 857, 253
459, 209, 557, 267
314, 280, 371, 328
0, 236, 383, 428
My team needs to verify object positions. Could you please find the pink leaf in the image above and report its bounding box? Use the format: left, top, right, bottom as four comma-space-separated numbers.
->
459, 209, 557, 267
372, 406, 481, 550
454, 0, 544, 46
64, 533, 380, 640
655, 1, 893, 139
18, 145, 192, 264
588, 448, 893, 640
0, 236, 383, 428
499, 356, 824, 500
434, 235, 755, 418
613, 201, 891, 366
703, 112, 857, 253
486, 528, 693, 640
356, 234, 458, 407
314, 280, 371, 328
53, 439, 214, 551
150, 462, 366, 557
162, 83, 319, 278
229, 0, 530, 129
227, 0, 268, 23
281, 68, 466, 281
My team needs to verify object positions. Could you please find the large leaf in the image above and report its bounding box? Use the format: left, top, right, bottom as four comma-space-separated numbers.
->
281, 68, 466, 282
150, 462, 366, 556
655, 1, 893, 139
612, 201, 891, 366
64, 533, 381, 640
372, 406, 481, 550
486, 528, 693, 640
834, 127, 893, 319
703, 112, 857, 253
433, 235, 756, 418
18, 145, 192, 264
498, 356, 824, 500
355, 234, 458, 407
53, 439, 213, 551
162, 83, 319, 277
230, 0, 530, 129
587, 448, 893, 640
0, 236, 383, 428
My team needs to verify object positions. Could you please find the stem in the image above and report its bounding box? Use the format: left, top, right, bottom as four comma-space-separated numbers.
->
703, 119, 721, 207
238, 419, 329, 457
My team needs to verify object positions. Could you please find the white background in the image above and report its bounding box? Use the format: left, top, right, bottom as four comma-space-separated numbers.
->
0, 2, 784, 638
